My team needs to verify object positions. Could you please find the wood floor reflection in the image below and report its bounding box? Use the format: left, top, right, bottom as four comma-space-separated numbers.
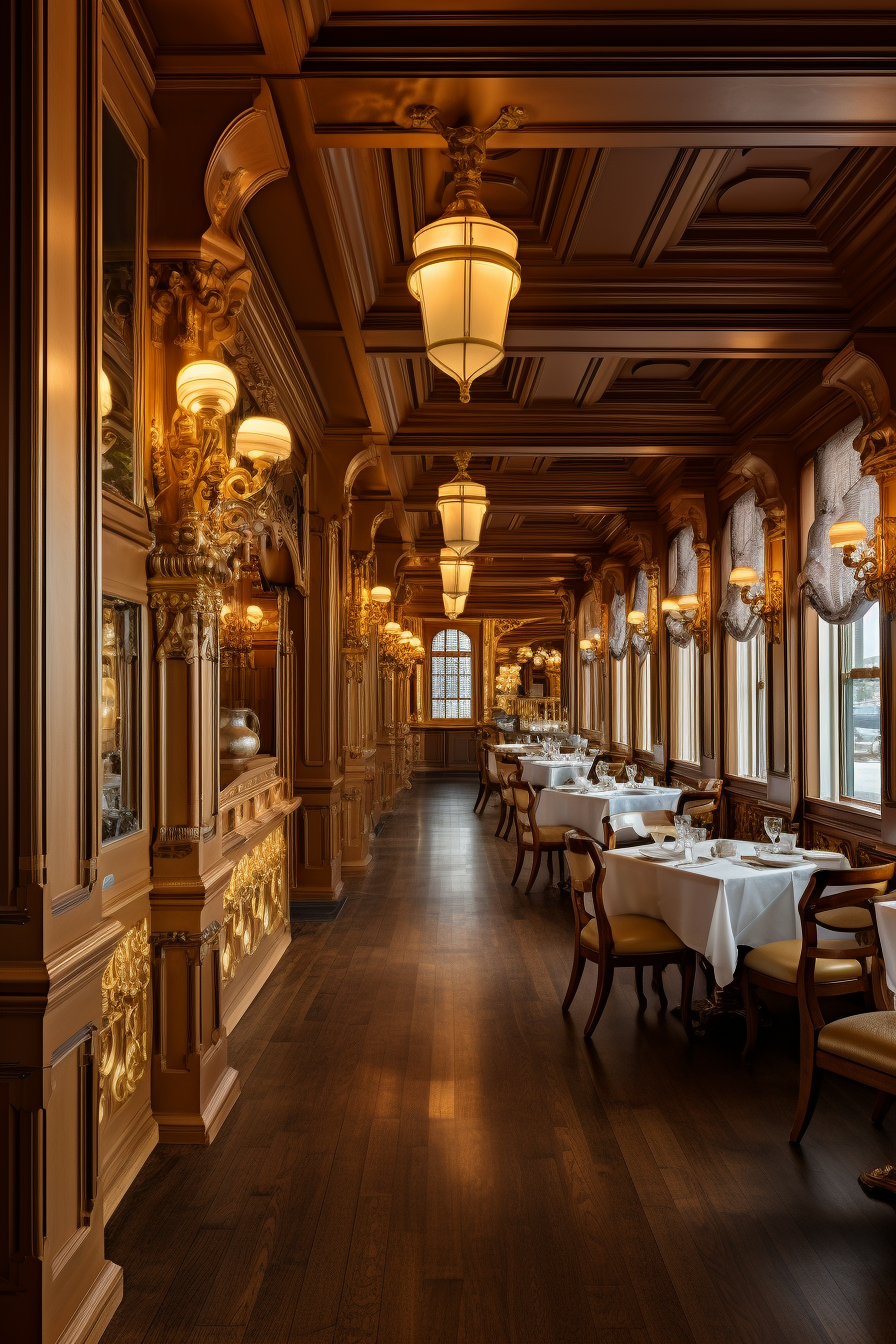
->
104, 778, 896, 1344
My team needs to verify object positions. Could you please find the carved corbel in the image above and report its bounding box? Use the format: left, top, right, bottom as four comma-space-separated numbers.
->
823, 343, 896, 483
729, 452, 786, 540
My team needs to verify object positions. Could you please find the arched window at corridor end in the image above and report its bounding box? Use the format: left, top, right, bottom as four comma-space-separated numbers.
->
431, 628, 473, 720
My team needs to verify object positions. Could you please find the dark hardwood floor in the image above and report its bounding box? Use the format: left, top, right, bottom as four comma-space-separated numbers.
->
104, 777, 896, 1344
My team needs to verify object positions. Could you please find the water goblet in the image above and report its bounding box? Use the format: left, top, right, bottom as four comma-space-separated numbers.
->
763, 815, 783, 848
625, 764, 637, 786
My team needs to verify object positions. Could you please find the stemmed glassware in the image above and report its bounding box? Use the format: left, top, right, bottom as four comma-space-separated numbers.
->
763, 815, 783, 848
625, 764, 637, 786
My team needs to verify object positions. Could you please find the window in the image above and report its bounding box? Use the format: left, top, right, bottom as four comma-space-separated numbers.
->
611, 652, 629, 745
815, 606, 881, 806
431, 627, 473, 720
635, 654, 652, 752
102, 597, 141, 842
726, 633, 766, 780
669, 640, 699, 764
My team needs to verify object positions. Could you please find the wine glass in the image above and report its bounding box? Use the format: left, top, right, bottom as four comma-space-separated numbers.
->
763, 815, 783, 848
625, 764, 637, 786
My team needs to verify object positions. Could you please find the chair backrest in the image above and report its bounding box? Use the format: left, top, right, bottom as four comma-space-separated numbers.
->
496, 756, 521, 795
511, 781, 539, 834
564, 830, 611, 946
796, 863, 896, 1027
475, 740, 490, 786
603, 809, 675, 849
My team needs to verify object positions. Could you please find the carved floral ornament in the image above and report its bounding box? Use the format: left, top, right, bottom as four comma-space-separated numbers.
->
98, 919, 151, 1125
221, 826, 287, 983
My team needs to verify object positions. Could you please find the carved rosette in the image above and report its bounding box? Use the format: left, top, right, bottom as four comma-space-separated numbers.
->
99, 919, 151, 1125
221, 826, 287, 983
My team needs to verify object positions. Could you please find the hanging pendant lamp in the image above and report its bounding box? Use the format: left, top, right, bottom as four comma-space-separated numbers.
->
407, 104, 525, 403
437, 453, 489, 557
443, 592, 467, 619
439, 547, 474, 598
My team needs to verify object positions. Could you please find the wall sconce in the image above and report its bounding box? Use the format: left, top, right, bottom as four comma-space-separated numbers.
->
830, 517, 896, 610
579, 638, 597, 664
245, 604, 264, 629
517, 644, 533, 663
545, 649, 562, 672
729, 565, 784, 644
626, 606, 657, 647
663, 593, 709, 651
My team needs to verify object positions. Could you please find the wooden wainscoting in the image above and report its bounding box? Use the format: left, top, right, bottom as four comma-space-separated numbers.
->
412, 726, 478, 773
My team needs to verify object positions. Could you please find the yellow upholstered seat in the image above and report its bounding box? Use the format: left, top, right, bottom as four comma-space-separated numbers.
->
744, 939, 863, 985
818, 1011, 896, 1076
520, 824, 569, 844
580, 915, 684, 956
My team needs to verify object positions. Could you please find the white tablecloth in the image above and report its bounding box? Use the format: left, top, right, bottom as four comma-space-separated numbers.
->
518, 758, 594, 788
536, 787, 682, 836
601, 840, 850, 987
877, 900, 896, 993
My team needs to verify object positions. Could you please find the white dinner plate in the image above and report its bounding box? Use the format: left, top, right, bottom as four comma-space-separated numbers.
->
635, 846, 679, 862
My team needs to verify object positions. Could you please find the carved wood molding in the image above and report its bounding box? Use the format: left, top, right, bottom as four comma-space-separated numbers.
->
823, 343, 896, 482
202, 81, 289, 271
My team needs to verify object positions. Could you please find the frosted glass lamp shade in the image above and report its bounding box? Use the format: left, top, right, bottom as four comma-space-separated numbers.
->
384, 621, 401, 635
678, 594, 700, 611
99, 368, 113, 418
370, 585, 392, 604
579, 639, 593, 651
437, 475, 489, 557
409, 636, 422, 648
829, 520, 868, 549
627, 609, 645, 626
246, 605, 263, 625
443, 592, 467, 618
407, 213, 521, 403
398, 630, 413, 643
729, 565, 760, 587
235, 415, 292, 463
175, 360, 238, 416
439, 548, 474, 598
661, 598, 680, 613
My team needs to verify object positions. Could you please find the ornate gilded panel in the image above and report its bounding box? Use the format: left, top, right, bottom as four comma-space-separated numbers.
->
99, 919, 151, 1124
221, 825, 286, 983
808, 827, 856, 866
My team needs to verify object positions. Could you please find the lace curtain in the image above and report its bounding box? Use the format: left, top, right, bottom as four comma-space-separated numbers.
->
608, 589, 627, 660
630, 568, 651, 663
665, 526, 698, 648
799, 417, 877, 626
718, 489, 765, 642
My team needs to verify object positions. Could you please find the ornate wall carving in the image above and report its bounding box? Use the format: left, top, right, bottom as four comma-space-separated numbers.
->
221, 826, 287, 983
99, 919, 151, 1125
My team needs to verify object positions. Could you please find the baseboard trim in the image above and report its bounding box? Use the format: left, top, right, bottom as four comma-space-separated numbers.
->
102, 1100, 158, 1220
290, 895, 348, 922
155, 1064, 241, 1145
57, 1259, 123, 1344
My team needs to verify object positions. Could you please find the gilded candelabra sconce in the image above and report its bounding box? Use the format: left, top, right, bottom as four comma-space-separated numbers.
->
829, 517, 896, 613
345, 554, 392, 652
663, 592, 710, 652
728, 565, 785, 644
579, 604, 609, 665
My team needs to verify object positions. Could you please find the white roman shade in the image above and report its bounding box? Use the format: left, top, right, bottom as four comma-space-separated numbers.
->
665, 526, 699, 648
798, 418, 878, 625
718, 489, 765, 642
630, 569, 651, 663
608, 589, 627, 660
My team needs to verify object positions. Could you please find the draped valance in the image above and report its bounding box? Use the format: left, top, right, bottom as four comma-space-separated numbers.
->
718, 489, 765, 642
630, 568, 651, 663
665, 526, 698, 648
798, 417, 877, 626
608, 589, 627, 660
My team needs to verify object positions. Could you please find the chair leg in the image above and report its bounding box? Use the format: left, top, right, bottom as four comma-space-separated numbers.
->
790, 1056, 824, 1144
652, 963, 667, 1010
872, 1091, 894, 1128
741, 971, 761, 1064
525, 845, 542, 894
547, 848, 554, 879
584, 959, 615, 1038
503, 806, 515, 840
634, 964, 647, 1009
473, 783, 487, 814
679, 952, 696, 1043
494, 799, 506, 837
511, 841, 525, 886
562, 951, 586, 1012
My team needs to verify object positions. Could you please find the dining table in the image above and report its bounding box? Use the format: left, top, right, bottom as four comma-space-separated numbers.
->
535, 783, 682, 834
487, 746, 598, 789
600, 839, 851, 987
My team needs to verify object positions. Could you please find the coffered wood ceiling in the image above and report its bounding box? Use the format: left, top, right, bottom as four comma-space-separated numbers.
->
136, 0, 896, 626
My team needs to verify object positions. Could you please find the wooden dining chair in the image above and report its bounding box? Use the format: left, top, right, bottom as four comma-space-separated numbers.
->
789, 863, 896, 1143
510, 781, 569, 892
562, 830, 696, 1039
740, 861, 892, 1063
473, 741, 501, 816
673, 789, 721, 838
494, 755, 522, 840
603, 809, 677, 850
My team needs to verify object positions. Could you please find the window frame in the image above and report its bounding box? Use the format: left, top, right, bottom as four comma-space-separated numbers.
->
429, 626, 474, 722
